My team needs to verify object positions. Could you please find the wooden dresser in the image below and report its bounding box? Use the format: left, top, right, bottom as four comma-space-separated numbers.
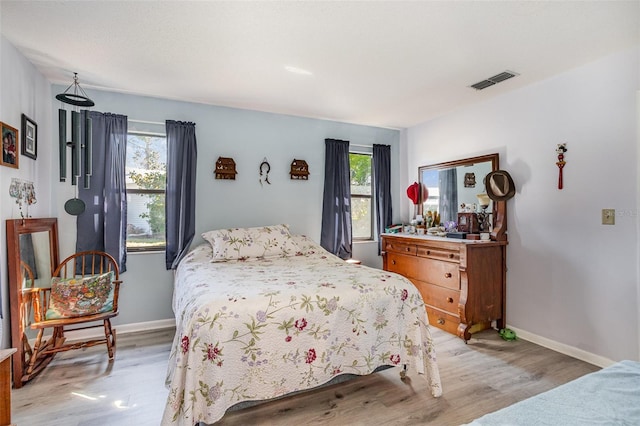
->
1, 348, 16, 426
381, 233, 507, 341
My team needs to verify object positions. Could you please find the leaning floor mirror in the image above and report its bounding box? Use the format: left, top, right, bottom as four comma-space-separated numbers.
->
6, 218, 59, 388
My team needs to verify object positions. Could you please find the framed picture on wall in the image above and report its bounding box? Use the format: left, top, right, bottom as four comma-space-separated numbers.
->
1, 121, 19, 169
21, 114, 37, 160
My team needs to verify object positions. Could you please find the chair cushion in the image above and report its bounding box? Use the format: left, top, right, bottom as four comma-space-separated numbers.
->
45, 271, 115, 320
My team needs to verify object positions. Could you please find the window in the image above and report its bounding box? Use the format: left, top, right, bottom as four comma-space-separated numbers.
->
125, 133, 167, 251
350, 152, 373, 240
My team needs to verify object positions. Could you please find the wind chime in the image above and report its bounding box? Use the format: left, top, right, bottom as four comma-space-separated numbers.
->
57, 73, 94, 188
556, 143, 567, 190
56, 73, 95, 215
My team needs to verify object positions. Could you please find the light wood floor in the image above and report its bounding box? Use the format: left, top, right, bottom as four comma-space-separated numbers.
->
11, 327, 599, 425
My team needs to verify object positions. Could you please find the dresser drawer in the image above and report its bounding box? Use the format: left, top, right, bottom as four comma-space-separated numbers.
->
425, 306, 459, 335
416, 245, 459, 263
411, 279, 459, 315
386, 252, 418, 279
416, 258, 460, 290
384, 240, 417, 256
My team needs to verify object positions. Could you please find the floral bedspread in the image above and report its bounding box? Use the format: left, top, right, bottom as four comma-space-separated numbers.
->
162, 235, 442, 425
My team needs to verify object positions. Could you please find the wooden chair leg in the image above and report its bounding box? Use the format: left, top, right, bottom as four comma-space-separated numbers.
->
53, 326, 65, 347
112, 328, 117, 357
22, 333, 33, 361
26, 329, 45, 375
104, 319, 116, 360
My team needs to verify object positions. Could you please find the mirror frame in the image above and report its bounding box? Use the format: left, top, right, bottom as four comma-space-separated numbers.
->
418, 153, 507, 241
6, 218, 59, 388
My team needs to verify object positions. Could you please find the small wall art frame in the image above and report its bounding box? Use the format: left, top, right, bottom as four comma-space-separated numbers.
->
21, 114, 37, 160
1, 121, 19, 169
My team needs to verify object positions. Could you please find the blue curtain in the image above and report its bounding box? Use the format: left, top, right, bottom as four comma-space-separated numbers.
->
373, 144, 392, 255
320, 138, 352, 259
439, 168, 458, 224
77, 111, 128, 272
19, 234, 38, 278
165, 120, 197, 270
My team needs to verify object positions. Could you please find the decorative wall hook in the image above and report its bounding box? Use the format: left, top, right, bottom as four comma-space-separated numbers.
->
259, 157, 271, 186
556, 143, 567, 190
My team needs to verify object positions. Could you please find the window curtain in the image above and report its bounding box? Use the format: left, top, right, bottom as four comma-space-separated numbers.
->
19, 234, 38, 278
320, 138, 352, 259
373, 144, 392, 255
439, 168, 458, 224
165, 120, 197, 270
77, 111, 128, 272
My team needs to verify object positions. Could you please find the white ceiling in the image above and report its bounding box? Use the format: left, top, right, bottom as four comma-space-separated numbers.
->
1, 1, 639, 129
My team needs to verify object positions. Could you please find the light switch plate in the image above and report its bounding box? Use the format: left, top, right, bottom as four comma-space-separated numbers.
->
602, 209, 615, 225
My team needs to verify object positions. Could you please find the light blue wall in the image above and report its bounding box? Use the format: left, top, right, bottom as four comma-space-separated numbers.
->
0, 36, 57, 348
1, 32, 402, 347
51, 86, 401, 329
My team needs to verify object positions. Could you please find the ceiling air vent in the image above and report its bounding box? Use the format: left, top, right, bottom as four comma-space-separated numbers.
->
470, 70, 518, 91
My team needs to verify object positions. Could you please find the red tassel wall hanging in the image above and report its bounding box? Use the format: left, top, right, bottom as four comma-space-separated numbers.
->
556, 143, 567, 189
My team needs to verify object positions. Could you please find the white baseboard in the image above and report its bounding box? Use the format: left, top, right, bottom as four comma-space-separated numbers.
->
40, 319, 617, 369
116, 318, 176, 334
507, 325, 615, 368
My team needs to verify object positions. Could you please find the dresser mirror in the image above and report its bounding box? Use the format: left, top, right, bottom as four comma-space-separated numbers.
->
6, 218, 59, 387
418, 153, 506, 240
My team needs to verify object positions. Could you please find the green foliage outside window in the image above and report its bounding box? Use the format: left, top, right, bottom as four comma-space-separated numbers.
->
127, 134, 166, 250
350, 153, 372, 239
350, 153, 372, 189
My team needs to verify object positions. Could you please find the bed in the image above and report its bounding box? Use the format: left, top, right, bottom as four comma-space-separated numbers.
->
161, 226, 442, 425
466, 360, 640, 425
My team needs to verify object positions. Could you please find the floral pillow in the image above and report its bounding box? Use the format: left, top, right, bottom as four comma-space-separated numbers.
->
290, 234, 328, 257
45, 271, 115, 320
202, 224, 300, 262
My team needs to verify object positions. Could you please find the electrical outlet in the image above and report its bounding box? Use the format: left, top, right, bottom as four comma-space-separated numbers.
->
602, 209, 615, 225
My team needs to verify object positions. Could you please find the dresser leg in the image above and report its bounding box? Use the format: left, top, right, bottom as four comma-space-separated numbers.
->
458, 321, 492, 342
457, 323, 472, 342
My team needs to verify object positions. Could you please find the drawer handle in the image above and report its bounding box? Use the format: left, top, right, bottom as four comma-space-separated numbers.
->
406, 247, 411, 252
446, 297, 454, 304
392, 260, 396, 265
448, 253, 454, 259
426, 250, 431, 255
437, 318, 445, 325
444, 272, 452, 278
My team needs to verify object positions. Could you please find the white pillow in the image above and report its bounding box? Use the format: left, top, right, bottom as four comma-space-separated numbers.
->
202, 224, 300, 261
